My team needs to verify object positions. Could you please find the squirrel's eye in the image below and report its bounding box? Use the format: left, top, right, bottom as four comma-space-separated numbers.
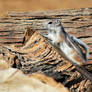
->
48, 22, 52, 24
57, 42, 60, 46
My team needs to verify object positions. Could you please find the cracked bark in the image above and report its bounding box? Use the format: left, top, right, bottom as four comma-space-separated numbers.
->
0, 8, 92, 92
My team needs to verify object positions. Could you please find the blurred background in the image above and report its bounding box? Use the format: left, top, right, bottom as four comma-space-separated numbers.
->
0, 0, 92, 17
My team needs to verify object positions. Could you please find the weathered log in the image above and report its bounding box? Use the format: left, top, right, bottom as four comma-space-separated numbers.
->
0, 8, 92, 92
0, 60, 69, 92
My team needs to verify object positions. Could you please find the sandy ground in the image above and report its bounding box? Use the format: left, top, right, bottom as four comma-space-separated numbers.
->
0, 0, 92, 17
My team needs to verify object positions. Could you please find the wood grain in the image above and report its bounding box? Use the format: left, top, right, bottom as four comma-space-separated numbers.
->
0, 8, 92, 92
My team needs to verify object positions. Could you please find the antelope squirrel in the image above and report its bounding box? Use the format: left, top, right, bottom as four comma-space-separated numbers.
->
41, 19, 89, 65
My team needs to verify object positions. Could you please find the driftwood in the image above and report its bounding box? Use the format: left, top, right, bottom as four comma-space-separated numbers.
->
0, 8, 92, 92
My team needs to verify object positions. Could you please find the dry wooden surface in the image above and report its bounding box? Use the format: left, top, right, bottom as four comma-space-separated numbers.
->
0, 8, 92, 92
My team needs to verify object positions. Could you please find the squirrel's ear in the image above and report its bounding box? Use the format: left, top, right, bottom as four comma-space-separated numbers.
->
23, 27, 35, 45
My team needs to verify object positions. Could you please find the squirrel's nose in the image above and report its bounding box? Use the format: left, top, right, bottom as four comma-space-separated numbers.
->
42, 21, 49, 28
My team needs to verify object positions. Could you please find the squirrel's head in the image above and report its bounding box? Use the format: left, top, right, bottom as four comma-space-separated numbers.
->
46, 19, 62, 31
41, 19, 66, 43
